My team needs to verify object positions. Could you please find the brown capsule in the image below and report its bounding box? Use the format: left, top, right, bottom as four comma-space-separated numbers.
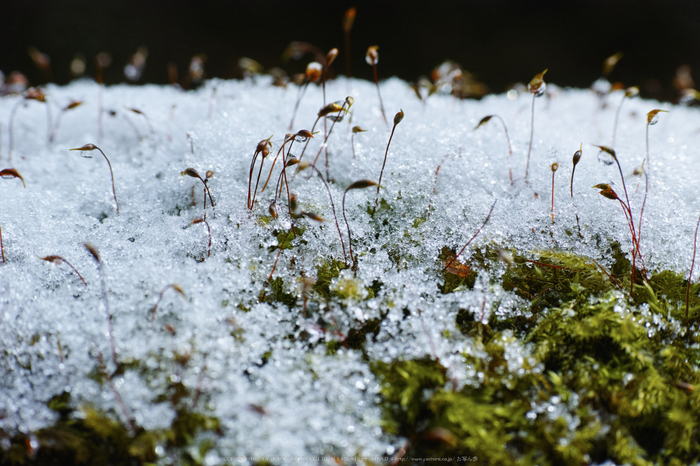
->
348, 180, 377, 190
257, 137, 273, 156
205, 170, 214, 180
592, 183, 619, 200
0, 168, 26, 188
572, 148, 582, 167
290, 73, 305, 86
393, 109, 404, 125
602, 52, 623, 77
474, 115, 493, 130
84, 243, 101, 262
674, 65, 694, 91
127, 107, 143, 115
188, 54, 206, 81
24, 88, 46, 102
342, 7, 356, 33
528, 69, 548, 96
326, 48, 339, 67
295, 129, 314, 141
345, 96, 355, 108
38, 255, 62, 264
191, 217, 205, 225
238, 57, 264, 75
365, 46, 379, 66
296, 161, 312, 171
181, 167, 201, 179
28, 46, 51, 70
646, 109, 669, 125
551, 162, 559, 172
70, 143, 97, 152
624, 86, 640, 98
305, 62, 323, 82
269, 201, 278, 219
285, 157, 300, 167
593, 145, 617, 159
352, 126, 367, 134
95, 52, 112, 69
410, 82, 423, 101
289, 193, 298, 212
65, 101, 83, 111
318, 102, 344, 117
302, 211, 324, 222
611, 82, 625, 92
632, 166, 644, 176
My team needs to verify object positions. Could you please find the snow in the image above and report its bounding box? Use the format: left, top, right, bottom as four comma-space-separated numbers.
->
1, 75, 699, 461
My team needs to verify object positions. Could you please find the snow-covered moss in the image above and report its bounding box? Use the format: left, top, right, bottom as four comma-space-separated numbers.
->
1, 74, 700, 464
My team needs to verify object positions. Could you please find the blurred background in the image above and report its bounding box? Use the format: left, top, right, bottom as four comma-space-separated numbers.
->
2, 0, 700, 101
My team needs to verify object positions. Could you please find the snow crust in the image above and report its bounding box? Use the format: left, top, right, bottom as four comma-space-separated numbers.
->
1, 75, 699, 462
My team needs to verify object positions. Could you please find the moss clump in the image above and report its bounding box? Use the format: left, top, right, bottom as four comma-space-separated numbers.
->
373, 244, 700, 465
0, 394, 220, 466
501, 248, 625, 313
636, 269, 700, 319
1, 346, 223, 466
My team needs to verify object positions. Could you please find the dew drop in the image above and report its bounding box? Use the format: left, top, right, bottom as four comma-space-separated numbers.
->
597, 149, 615, 166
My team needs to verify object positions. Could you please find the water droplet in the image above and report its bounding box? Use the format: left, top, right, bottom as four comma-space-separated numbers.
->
597, 149, 615, 166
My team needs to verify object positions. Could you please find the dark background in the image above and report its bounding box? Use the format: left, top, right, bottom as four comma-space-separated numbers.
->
2, 0, 700, 101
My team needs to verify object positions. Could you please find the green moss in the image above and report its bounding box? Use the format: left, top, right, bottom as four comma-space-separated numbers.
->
268, 225, 305, 251
636, 269, 700, 319
500, 248, 622, 313
261, 277, 297, 308
333, 277, 366, 300
326, 315, 386, 356
1, 352, 222, 466
313, 259, 348, 300
372, 243, 700, 465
